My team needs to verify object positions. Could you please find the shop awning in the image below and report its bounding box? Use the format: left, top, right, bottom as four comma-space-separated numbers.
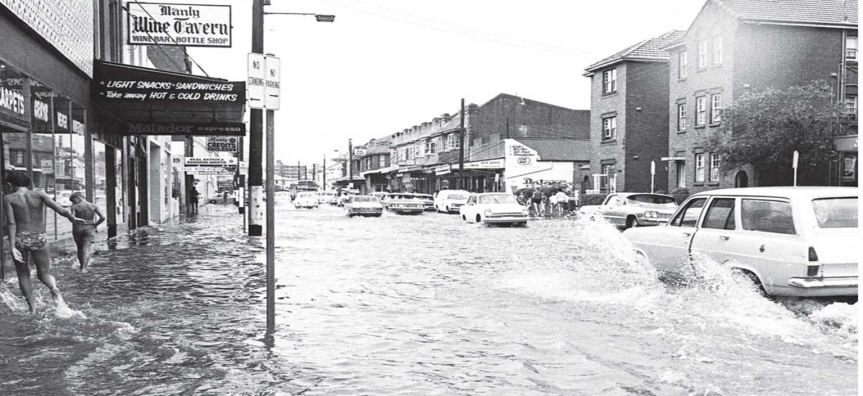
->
91, 61, 246, 136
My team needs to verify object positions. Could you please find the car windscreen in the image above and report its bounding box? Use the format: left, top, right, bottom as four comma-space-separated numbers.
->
297, 193, 315, 198
626, 194, 676, 207
479, 194, 518, 204
447, 194, 468, 200
812, 197, 858, 228
353, 197, 376, 203
415, 195, 433, 199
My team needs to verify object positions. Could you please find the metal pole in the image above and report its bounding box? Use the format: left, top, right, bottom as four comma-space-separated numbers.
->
249, 0, 264, 236
458, 98, 465, 190
238, 136, 245, 214
266, 109, 275, 334
348, 139, 353, 187
298, 161, 301, 181
323, 154, 326, 190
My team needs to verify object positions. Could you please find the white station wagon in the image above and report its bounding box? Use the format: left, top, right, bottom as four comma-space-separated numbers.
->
624, 187, 858, 298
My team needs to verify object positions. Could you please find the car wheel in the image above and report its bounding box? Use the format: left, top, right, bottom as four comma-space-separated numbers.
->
462, 214, 466, 221
475, 214, 481, 223
446, 206, 450, 213
732, 268, 767, 297
626, 216, 640, 229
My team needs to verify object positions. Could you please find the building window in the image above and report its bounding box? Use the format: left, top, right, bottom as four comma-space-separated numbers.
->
677, 103, 687, 131
846, 95, 858, 120
695, 153, 705, 183
449, 133, 460, 150
602, 116, 617, 140
603, 68, 617, 94
847, 36, 858, 60
601, 164, 616, 190
430, 140, 436, 154
679, 51, 688, 79
676, 162, 686, 188
710, 154, 721, 182
713, 36, 723, 65
11, 149, 25, 167
698, 40, 708, 68
379, 155, 386, 168
424, 140, 430, 155
710, 94, 721, 123
696, 96, 707, 126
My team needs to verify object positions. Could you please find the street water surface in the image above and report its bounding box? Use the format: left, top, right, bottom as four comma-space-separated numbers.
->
0, 196, 857, 395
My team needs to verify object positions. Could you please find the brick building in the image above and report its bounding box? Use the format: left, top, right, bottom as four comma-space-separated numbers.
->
583, 30, 685, 193
358, 136, 393, 193
662, 0, 858, 192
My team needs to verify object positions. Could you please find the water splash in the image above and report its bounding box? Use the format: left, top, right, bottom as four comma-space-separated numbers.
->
0, 285, 27, 312
55, 297, 87, 319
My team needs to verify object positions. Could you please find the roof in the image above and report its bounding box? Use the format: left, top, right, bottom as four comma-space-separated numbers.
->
712, 0, 858, 26
518, 138, 592, 161
585, 30, 686, 73
692, 186, 859, 199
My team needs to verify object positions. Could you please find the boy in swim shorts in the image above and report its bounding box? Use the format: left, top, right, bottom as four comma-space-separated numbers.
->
4, 171, 84, 314
70, 192, 105, 273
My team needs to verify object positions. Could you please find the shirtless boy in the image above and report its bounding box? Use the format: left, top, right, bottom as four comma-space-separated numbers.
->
70, 192, 105, 273
4, 171, 84, 314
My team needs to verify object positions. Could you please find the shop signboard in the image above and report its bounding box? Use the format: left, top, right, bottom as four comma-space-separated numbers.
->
185, 157, 236, 167
463, 159, 504, 169
0, 63, 28, 131
95, 78, 244, 104
207, 136, 238, 152
123, 122, 245, 136
127, 2, 232, 48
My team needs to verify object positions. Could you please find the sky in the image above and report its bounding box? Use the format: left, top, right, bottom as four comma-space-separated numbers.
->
178, 0, 707, 165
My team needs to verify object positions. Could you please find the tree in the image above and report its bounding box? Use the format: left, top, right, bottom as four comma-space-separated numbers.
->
704, 81, 853, 186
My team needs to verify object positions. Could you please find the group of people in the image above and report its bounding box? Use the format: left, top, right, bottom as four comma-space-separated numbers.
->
523, 188, 580, 217
3, 171, 104, 315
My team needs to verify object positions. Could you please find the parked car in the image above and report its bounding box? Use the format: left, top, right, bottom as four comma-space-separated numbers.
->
434, 189, 471, 213
383, 193, 425, 215
294, 192, 319, 209
343, 195, 384, 217
317, 191, 335, 205
460, 193, 529, 226
55, 190, 76, 207
581, 193, 678, 229
624, 187, 858, 298
329, 195, 340, 206
414, 193, 435, 211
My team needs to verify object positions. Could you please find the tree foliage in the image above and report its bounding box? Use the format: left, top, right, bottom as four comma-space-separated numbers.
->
704, 81, 853, 186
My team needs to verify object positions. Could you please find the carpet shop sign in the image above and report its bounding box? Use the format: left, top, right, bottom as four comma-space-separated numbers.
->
127, 2, 232, 47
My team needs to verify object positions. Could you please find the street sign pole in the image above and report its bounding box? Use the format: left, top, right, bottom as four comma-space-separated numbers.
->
266, 109, 275, 334
650, 160, 656, 193
793, 150, 799, 187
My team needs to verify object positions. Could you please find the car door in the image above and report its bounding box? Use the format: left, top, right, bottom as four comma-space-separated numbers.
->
720, 197, 805, 295
463, 195, 478, 221
638, 196, 708, 274
690, 196, 738, 265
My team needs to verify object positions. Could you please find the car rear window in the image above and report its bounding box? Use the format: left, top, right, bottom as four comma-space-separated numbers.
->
479, 194, 517, 204
448, 194, 467, 200
741, 199, 795, 235
627, 194, 676, 206
812, 197, 858, 228
353, 197, 375, 203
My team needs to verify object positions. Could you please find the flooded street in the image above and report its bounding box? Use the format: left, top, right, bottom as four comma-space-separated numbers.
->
1, 196, 857, 395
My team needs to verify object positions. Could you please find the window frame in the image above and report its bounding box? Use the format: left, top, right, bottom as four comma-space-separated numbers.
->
602, 68, 617, 94
740, 198, 798, 235
710, 94, 721, 124
713, 35, 723, 65
698, 40, 709, 68
679, 51, 688, 79
677, 103, 687, 131
695, 153, 706, 183
847, 36, 858, 61
670, 197, 708, 227
702, 197, 737, 230
845, 95, 858, 120
602, 116, 617, 140
709, 154, 721, 183
696, 96, 707, 126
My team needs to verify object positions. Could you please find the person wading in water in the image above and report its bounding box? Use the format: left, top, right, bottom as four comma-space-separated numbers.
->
69, 192, 105, 273
3, 171, 84, 314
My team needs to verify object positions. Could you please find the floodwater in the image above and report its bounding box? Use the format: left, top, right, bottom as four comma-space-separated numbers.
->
0, 195, 857, 395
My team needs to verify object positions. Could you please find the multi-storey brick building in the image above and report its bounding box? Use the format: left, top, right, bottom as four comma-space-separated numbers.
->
663, 0, 858, 192
583, 30, 685, 194
357, 136, 392, 193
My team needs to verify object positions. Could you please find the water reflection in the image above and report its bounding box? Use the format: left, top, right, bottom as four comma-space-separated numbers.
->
0, 202, 856, 395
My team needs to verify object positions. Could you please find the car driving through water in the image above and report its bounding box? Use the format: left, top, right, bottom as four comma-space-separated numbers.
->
343, 195, 384, 217
459, 193, 530, 226
580, 193, 678, 229
624, 187, 858, 298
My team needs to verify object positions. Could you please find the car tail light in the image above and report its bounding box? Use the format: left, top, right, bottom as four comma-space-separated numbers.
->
808, 247, 819, 262
807, 265, 820, 277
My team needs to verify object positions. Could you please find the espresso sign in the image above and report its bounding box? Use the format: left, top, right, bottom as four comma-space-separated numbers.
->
127, 2, 232, 47
123, 122, 245, 136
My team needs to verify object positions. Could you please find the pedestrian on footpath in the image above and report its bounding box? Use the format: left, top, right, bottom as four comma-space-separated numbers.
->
554, 189, 569, 216
3, 171, 84, 314
69, 192, 105, 273
190, 187, 200, 214
531, 189, 544, 217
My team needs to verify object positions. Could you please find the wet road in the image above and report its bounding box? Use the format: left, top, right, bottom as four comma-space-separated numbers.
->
0, 196, 857, 395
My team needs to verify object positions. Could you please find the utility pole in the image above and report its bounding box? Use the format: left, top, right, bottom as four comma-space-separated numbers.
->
323, 153, 327, 190
297, 161, 301, 181
237, 136, 245, 215
312, 163, 316, 183
348, 138, 353, 188
458, 98, 465, 190
248, 0, 264, 236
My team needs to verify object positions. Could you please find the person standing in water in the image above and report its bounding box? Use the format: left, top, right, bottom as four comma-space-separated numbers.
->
3, 171, 84, 314
69, 192, 105, 273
